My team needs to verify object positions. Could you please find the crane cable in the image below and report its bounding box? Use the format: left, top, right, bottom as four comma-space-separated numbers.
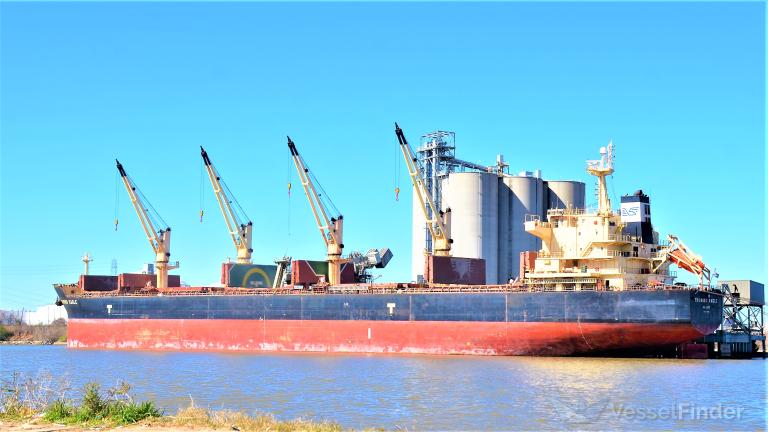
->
285, 153, 292, 254
199, 156, 205, 223
114, 170, 120, 231
308, 167, 341, 218
127, 175, 169, 235
295, 151, 340, 218
395, 138, 401, 201
220, 176, 250, 226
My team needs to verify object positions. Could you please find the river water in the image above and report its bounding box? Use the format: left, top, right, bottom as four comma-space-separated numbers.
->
0, 346, 765, 430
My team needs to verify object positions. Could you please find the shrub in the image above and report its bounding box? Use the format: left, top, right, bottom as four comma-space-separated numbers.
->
0, 325, 11, 341
0, 373, 25, 418
42, 399, 73, 422
49, 381, 162, 425
80, 383, 106, 418
111, 400, 162, 424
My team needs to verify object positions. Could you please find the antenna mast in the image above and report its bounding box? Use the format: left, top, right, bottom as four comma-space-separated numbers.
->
586, 141, 615, 215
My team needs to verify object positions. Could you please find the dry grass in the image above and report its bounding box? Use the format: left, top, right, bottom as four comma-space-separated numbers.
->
1, 371, 73, 419
143, 406, 346, 432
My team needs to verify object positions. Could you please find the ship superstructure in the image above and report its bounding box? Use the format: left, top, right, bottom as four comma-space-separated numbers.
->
522, 143, 706, 292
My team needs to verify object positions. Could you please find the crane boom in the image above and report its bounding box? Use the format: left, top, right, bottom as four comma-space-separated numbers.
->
665, 234, 711, 286
395, 123, 452, 256
287, 136, 344, 285
201, 147, 253, 264
115, 159, 177, 289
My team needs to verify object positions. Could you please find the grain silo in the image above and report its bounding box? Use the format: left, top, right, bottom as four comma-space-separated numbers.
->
545, 180, 586, 213
441, 172, 499, 284
502, 173, 546, 283
496, 176, 511, 284
408, 129, 585, 284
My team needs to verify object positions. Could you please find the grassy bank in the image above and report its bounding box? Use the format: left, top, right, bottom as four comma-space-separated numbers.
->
0, 373, 346, 431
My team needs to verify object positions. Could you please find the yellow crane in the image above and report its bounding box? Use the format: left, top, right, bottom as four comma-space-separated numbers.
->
287, 136, 345, 285
395, 123, 452, 256
116, 159, 178, 289
200, 147, 253, 264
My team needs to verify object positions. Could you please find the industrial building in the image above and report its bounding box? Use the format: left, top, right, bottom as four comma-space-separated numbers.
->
411, 131, 585, 284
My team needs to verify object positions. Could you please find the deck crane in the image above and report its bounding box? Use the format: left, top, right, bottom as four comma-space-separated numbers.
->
200, 147, 253, 264
116, 159, 178, 289
395, 123, 452, 256
287, 136, 345, 285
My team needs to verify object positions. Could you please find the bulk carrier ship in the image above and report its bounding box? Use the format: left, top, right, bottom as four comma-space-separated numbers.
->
54, 125, 722, 356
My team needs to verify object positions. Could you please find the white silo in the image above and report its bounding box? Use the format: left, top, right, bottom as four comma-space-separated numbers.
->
496, 177, 510, 284
546, 180, 586, 212
505, 174, 546, 280
442, 172, 499, 284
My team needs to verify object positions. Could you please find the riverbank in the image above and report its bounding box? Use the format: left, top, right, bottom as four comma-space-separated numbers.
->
0, 377, 346, 432
1, 407, 346, 431
0, 322, 66, 345
0, 340, 67, 345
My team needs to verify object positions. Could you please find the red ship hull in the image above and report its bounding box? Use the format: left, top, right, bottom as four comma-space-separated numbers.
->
67, 318, 711, 356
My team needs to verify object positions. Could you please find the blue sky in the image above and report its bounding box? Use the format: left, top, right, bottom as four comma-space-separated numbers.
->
1, 2, 764, 310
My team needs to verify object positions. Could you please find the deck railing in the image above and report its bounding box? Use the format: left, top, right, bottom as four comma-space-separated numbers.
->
55, 280, 714, 298
547, 208, 587, 217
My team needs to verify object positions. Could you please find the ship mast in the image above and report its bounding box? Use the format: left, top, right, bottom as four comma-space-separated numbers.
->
82, 253, 92, 275
586, 141, 615, 215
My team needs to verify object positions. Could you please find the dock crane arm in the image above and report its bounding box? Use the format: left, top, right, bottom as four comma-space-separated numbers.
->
115, 159, 176, 289
200, 147, 253, 264
287, 136, 344, 285
395, 123, 452, 256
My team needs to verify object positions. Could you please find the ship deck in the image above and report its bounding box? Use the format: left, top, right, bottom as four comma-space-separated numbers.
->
55, 282, 720, 298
